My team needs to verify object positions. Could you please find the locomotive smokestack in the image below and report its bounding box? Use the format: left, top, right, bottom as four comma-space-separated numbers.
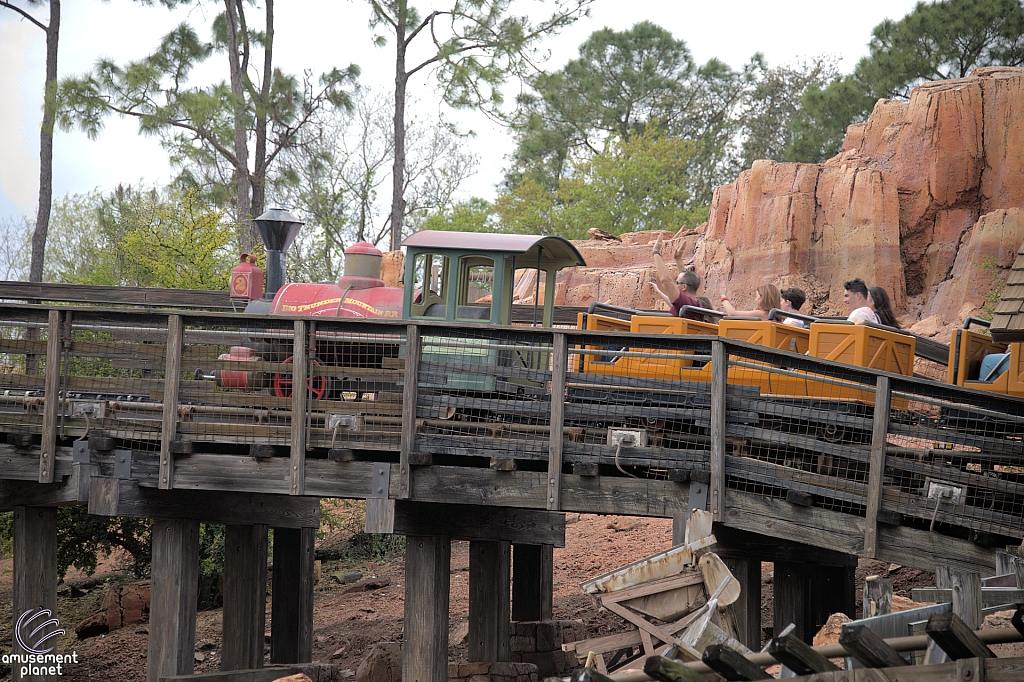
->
253, 208, 303, 299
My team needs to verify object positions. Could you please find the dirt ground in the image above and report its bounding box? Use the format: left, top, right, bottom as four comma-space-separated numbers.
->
0, 512, 938, 682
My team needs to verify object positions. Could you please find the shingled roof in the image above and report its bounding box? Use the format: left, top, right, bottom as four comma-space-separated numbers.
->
990, 239, 1024, 343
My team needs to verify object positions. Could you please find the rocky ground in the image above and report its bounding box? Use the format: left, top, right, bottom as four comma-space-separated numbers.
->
0, 510, 941, 682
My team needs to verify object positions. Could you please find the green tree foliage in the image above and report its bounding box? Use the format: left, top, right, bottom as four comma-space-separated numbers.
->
56, 2, 359, 251
740, 54, 839, 167
496, 125, 702, 238
420, 198, 497, 233
789, 0, 1024, 163
366, 0, 592, 250
506, 21, 749, 211
44, 187, 233, 289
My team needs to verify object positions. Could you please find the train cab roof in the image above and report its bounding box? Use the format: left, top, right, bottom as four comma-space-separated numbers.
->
401, 231, 586, 271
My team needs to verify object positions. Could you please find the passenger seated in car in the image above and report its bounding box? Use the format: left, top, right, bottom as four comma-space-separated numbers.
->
650, 234, 703, 321
868, 286, 901, 328
780, 287, 807, 327
844, 278, 879, 324
720, 284, 781, 321
978, 351, 1010, 381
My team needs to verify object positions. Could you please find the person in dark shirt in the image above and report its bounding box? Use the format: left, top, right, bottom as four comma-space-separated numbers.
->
649, 234, 703, 320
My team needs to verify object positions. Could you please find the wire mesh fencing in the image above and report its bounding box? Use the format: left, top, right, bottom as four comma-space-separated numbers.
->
562, 327, 716, 481
883, 377, 1024, 543
0, 307, 53, 446
413, 324, 557, 466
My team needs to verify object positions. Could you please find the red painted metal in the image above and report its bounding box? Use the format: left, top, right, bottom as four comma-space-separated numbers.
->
216, 346, 260, 389
272, 356, 327, 399
229, 254, 264, 300
270, 282, 403, 319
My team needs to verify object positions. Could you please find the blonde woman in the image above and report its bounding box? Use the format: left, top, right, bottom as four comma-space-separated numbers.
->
720, 284, 781, 321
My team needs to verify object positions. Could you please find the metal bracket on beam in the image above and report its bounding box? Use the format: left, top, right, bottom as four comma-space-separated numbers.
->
72, 441, 92, 463
371, 463, 391, 499
113, 449, 132, 479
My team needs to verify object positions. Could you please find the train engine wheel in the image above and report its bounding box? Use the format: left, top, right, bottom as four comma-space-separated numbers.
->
273, 357, 327, 400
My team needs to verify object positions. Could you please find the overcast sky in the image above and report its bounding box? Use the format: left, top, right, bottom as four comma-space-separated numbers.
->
0, 0, 922, 224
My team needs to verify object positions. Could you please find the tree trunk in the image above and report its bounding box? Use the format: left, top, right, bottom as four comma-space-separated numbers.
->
224, 0, 254, 252
388, 5, 408, 252
28, 0, 60, 283
251, 0, 273, 222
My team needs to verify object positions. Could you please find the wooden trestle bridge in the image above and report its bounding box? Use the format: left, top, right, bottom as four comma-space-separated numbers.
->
1, 297, 1023, 681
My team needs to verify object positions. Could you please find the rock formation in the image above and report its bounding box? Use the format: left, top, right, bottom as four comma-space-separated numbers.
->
540, 66, 1024, 327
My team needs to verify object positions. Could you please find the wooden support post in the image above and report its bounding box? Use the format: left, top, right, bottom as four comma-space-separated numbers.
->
718, 554, 762, 650
863, 375, 890, 558
148, 518, 200, 682
774, 562, 809, 643
643, 655, 707, 682
838, 624, 907, 668
159, 314, 183, 490
766, 632, 839, 675
12, 506, 57, 682
221, 524, 269, 671
709, 341, 727, 521
701, 645, 771, 680
469, 540, 510, 662
547, 333, 567, 511
289, 320, 309, 495
808, 564, 856, 636
38, 310, 61, 484
864, 576, 893, 618
672, 514, 686, 546
270, 527, 315, 664
404, 535, 451, 682
399, 325, 421, 500
925, 612, 996, 660
996, 551, 1024, 586
512, 544, 553, 622
952, 571, 983, 631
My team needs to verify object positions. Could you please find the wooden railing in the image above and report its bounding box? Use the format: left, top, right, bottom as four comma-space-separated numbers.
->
0, 303, 1021, 573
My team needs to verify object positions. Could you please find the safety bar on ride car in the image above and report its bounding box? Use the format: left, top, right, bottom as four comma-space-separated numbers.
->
964, 316, 992, 329
677, 305, 726, 321
766, 308, 818, 326
586, 302, 672, 320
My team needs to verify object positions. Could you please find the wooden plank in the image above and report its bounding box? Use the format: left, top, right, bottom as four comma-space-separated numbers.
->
12, 506, 57, 679
838, 624, 907, 668
392, 501, 565, 547
403, 535, 451, 682
775, 562, 811, 644
548, 332, 567, 511
148, 518, 200, 682
643, 655, 709, 682
221, 524, 269, 670
160, 314, 183, 489
709, 340, 727, 521
399, 325, 420, 499
767, 632, 840, 675
269, 527, 315, 664
468, 540, 511, 662
701, 645, 771, 680
38, 310, 61, 483
0, 467, 88, 510
910, 587, 1024, 607
512, 543, 554, 622
864, 375, 890, 558
290, 319, 309, 495
717, 554, 763, 650
863, 576, 893, 618
0, 281, 233, 308
88, 477, 320, 527
925, 612, 995, 660
953, 571, 983, 631
160, 667, 305, 682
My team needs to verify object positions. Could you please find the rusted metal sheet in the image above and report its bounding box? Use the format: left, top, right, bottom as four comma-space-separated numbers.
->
581, 535, 717, 594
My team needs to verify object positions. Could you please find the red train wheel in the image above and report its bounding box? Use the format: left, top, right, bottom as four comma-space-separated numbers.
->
273, 357, 327, 400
